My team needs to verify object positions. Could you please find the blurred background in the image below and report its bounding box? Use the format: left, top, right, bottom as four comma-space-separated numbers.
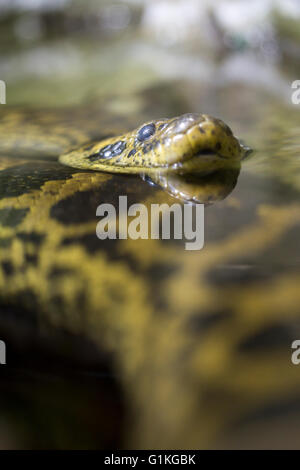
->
1, 0, 300, 109
1, 0, 300, 450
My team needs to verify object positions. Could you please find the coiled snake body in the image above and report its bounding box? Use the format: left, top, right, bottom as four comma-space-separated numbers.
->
1, 105, 300, 449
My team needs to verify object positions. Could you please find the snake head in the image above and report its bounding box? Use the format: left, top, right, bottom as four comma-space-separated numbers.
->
60, 113, 249, 174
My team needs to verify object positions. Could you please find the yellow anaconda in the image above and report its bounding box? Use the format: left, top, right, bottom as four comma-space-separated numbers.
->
1, 103, 300, 449
60, 113, 247, 174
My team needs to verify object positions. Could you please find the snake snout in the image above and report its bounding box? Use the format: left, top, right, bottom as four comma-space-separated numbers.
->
155, 113, 244, 170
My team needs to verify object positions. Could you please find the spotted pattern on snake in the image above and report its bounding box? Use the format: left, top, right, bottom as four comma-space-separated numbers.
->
1, 105, 300, 448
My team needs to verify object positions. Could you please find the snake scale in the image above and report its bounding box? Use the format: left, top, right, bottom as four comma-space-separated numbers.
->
1, 103, 300, 449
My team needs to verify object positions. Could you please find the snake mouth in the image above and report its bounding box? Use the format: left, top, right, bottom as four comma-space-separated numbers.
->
134, 150, 240, 176
164, 139, 251, 175
168, 152, 239, 174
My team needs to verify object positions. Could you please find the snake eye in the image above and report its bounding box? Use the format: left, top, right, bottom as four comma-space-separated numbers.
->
137, 123, 156, 142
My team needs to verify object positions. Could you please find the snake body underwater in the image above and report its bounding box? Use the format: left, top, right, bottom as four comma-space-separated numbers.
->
1, 104, 300, 449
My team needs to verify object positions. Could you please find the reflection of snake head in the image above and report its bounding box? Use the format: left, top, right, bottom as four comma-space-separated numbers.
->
60, 113, 249, 174
146, 166, 241, 204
